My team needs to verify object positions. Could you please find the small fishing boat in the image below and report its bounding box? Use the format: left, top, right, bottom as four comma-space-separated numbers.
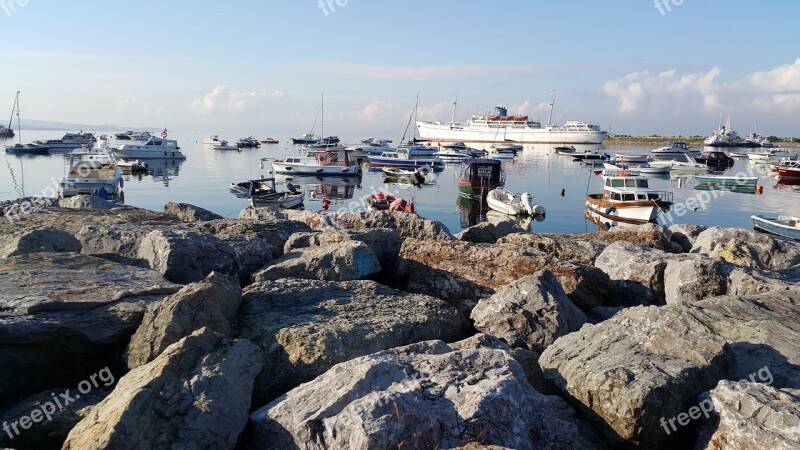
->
554, 145, 576, 155
649, 156, 710, 173
260, 138, 280, 144
585, 169, 673, 225
381, 167, 434, 185
458, 158, 504, 197
364, 193, 415, 212
491, 143, 523, 154
3, 92, 49, 154
367, 148, 444, 171
486, 187, 545, 216
230, 178, 305, 208
748, 148, 799, 163
433, 148, 470, 161
694, 174, 758, 188
773, 162, 800, 178
635, 165, 671, 175
292, 133, 321, 145
573, 150, 610, 162
270, 148, 362, 176
752, 215, 800, 241
694, 151, 734, 167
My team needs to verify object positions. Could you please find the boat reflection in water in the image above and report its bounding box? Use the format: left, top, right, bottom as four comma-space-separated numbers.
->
775, 177, 800, 192
692, 184, 757, 195
273, 174, 360, 203
119, 158, 184, 187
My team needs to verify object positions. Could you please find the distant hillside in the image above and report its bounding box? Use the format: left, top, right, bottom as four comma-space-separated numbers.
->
8, 119, 161, 132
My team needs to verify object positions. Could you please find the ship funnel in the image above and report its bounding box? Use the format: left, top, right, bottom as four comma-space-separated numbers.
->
494, 106, 508, 117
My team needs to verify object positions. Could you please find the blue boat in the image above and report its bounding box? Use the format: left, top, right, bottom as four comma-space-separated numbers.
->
694, 174, 758, 187
367, 148, 444, 171
752, 215, 800, 241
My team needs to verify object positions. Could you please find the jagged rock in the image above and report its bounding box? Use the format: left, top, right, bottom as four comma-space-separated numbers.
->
190, 218, 310, 258
595, 241, 671, 306
0, 196, 59, 218
498, 233, 608, 265
283, 228, 402, 266
0, 386, 112, 450
284, 209, 454, 241
586, 306, 623, 324
57, 195, 116, 210
539, 306, 733, 449
126, 272, 241, 369
0, 227, 81, 258
236, 279, 472, 404
137, 228, 239, 284
251, 240, 381, 282
669, 223, 708, 253
76, 223, 153, 266
663, 255, 727, 305
450, 334, 552, 395
399, 238, 608, 312
470, 271, 587, 353
455, 219, 528, 243
163, 202, 223, 222
219, 235, 275, 284
695, 381, 800, 450
683, 291, 800, 388
237, 206, 287, 221
0, 253, 180, 404
62, 328, 263, 450
246, 340, 599, 450
691, 226, 800, 271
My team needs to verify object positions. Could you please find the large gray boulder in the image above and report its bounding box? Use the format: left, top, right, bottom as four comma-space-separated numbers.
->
663, 255, 728, 305
246, 340, 600, 450
455, 219, 528, 243
399, 238, 609, 312
137, 228, 239, 284
539, 306, 733, 449
668, 223, 707, 253
126, 272, 241, 369
0, 227, 81, 258
251, 240, 380, 282
498, 233, 608, 265
236, 279, 472, 404
57, 194, 116, 210
0, 252, 180, 404
163, 202, 223, 222
594, 241, 671, 306
691, 226, 800, 270
683, 291, 800, 388
283, 228, 403, 266
695, 381, 800, 450
284, 209, 455, 241
470, 270, 587, 353
218, 234, 275, 284
190, 218, 311, 258
62, 328, 263, 450
0, 386, 111, 450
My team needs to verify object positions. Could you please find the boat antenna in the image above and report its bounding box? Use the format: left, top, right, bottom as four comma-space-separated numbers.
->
321, 93, 324, 141
547, 90, 556, 127
14, 91, 21, 144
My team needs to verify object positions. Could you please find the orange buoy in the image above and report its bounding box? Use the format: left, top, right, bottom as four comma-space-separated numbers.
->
757, 185, 764, 195
322, 199, 330, 210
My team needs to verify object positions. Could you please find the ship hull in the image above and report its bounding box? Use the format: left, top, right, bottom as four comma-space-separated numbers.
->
417, 121, 607, 144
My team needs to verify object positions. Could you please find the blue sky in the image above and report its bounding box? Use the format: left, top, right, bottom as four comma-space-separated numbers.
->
1, 0, 799, 137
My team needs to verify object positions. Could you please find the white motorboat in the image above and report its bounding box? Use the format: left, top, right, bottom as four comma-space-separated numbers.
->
748, 148, 799, 163
585, 170, 673, 225
33, 132, 96, 150
347, 139, 396, 157
573, 150, 610, 162
111, 136, 186, 159
433, 148, 470, 161
491, 143, 523, 154
554, 145, 576, 155
614, 153, 650, 163
269, 148, 363, 176
651, 141, 697, 157
108, 130, 152, 148
58, 155, 124, 202
203, 135, 238, 151
486, 187, 545, 216
648, 155, 709, 173
367, 148, 445, 171
635, 165, 671, 175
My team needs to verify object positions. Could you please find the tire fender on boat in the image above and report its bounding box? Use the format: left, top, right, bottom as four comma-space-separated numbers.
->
604, 206, 615, 214
119, 178, 124, 188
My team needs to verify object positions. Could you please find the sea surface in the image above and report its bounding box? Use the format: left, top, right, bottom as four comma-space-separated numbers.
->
2, 131, 798, 235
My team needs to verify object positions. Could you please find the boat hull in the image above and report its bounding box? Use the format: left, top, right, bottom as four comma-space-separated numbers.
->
417, 121, 607, 144
271, 161, 362, 177
585, 194, 663, 224
752, 215, 800, 241
694, 176, 758, 187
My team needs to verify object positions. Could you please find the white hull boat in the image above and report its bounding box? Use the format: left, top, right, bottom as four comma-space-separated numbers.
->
752, 215, 800, 241
486, 187, 545, 216
112, 137, 185, 159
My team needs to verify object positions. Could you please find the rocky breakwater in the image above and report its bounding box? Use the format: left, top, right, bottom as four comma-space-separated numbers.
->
0, 195, 798, 449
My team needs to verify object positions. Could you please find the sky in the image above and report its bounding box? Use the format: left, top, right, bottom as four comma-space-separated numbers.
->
0, 0, 798, 138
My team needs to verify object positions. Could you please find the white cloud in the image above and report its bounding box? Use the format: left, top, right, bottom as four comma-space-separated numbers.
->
190, 85, 285, 114
603, 59, 800, 116
300, 61, 564, 82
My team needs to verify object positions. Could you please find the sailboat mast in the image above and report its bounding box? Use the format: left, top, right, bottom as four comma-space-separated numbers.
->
547, 90, 556, 126
15, 91, 21, 143
321, 93, 324, 141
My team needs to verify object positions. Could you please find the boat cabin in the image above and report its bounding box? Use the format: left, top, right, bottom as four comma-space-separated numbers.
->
308, 148, 355, 166
459, 159, 504, 185
602, 172, 673, 204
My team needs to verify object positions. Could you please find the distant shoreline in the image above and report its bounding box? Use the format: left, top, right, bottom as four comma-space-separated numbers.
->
606, 135, 800, 148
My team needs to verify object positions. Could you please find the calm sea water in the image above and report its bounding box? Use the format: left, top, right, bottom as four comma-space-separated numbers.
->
2, 131, 798, 235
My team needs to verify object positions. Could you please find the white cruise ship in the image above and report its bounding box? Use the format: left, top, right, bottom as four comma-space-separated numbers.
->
416, 98, 607, 144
